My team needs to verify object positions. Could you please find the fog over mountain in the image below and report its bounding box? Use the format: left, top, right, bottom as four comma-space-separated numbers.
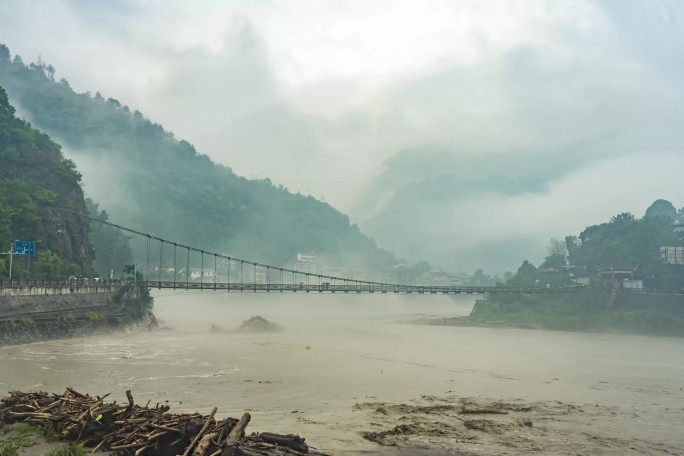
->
1, 0, 682, 272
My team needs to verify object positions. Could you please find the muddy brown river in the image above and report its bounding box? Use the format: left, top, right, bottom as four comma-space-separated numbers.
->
1, 292, 683, 454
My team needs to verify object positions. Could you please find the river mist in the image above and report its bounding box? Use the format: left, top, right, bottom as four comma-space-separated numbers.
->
2, 292, 683, 453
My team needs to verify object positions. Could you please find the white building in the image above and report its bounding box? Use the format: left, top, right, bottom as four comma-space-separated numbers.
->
297, 253, 316, 262
623, 279, 643, 291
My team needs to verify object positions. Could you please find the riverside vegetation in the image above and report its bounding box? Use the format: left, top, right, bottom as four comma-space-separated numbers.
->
431, 202, 684, 337
431, 288, 684, 337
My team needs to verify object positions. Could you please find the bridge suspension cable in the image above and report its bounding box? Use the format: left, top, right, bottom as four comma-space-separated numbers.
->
60, 208, 585, 295
62, 209, 389, 290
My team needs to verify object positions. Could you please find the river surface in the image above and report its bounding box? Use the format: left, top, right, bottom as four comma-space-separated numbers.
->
1, 292, 684, 454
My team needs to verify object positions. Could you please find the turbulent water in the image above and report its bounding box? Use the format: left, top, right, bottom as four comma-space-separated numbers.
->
1, 292, 683, 454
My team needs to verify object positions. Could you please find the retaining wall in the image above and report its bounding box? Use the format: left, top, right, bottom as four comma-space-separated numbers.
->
0, 291, 118, 320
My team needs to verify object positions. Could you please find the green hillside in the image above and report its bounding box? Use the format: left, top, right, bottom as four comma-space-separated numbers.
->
0, 45, 397, 271
0, 85, 90, 278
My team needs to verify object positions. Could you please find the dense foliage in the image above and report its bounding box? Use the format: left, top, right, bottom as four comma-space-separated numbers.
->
456, 289, 684, 337
0, 85, 89, 278
86, 198, 134, 278
507, 201, 684, 289
645, 199, 677, 220
0, 45, 397, 271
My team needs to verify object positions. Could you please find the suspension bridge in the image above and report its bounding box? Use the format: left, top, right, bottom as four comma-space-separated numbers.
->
3, 211, 586, 296
88, 213, 584, 295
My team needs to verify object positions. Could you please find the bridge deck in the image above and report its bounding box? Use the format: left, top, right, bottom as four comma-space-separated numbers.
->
140, 281, 582, 294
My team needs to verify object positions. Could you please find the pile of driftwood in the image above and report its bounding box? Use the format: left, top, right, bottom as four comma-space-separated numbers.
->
0, 388, 322, 456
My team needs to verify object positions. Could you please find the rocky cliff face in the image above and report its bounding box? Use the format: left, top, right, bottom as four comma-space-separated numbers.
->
0, 85, 92, 273
37, 180, 92, 273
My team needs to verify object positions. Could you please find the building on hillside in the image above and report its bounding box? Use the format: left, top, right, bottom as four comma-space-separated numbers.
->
447, 272, 472, 286
661, 246, 684, 265
189, 268, 217, 281
622, 278, 644, 291
419, 270, 450, 284
290, 252, 317, 275
297, 253, 316, 262
598, 264, 639, 289
566, 266, 591, 286
674, 217, 684, 234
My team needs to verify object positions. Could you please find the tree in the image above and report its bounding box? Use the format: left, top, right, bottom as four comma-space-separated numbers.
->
0, 44, 10, 62
565, 235, 579, 253
541, 253, 566, 270
46, 64, 55, 81
32, 251, 80, 278
470, 269, 493, 285
87, 198, 134, 278
508, 261, 539, 287
645, 199, 677, 220
0, 85, 15, 116
414, 260, 431, 275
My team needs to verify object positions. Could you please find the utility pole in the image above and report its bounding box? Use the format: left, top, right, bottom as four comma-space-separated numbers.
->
0, 242, 15, 282
8, 241, 13, 282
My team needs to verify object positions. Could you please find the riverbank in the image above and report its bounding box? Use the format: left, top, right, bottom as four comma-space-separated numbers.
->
0, 311, 157, 347
0, 284, 157, 346
427, 288, 684, 337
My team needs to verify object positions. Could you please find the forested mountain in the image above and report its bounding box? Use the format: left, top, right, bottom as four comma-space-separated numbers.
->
0, 45, 397, 271
0, 85, 90, 278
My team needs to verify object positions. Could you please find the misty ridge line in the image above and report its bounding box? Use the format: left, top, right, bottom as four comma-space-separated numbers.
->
0, 45, 415, 281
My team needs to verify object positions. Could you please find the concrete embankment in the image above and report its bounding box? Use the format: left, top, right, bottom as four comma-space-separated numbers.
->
0, 290, 119, 321
0, 286, 155, 346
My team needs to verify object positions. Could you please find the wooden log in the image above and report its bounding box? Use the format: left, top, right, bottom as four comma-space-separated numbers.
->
226, 413, 251, 446
67, 387, 86, 398
193, 431, 218, 456
149, 423, 183, 433
182, 407, 217, 456
134, 445, 150, 456
37, 400, 61, 413
90, 437, 107, 453
258, 433, 308, 453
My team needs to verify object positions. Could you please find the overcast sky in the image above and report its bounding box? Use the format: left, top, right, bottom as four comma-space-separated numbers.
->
1, 0, 682, 270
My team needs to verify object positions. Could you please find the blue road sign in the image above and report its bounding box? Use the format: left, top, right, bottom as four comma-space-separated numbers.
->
13, 241, 35, 257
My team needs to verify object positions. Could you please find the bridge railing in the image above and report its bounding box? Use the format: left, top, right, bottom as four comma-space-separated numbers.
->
0, 279, 124, 296
140, 280, 590, 294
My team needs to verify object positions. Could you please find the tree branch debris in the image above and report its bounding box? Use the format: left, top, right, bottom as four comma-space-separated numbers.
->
0, 389, 324, 456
